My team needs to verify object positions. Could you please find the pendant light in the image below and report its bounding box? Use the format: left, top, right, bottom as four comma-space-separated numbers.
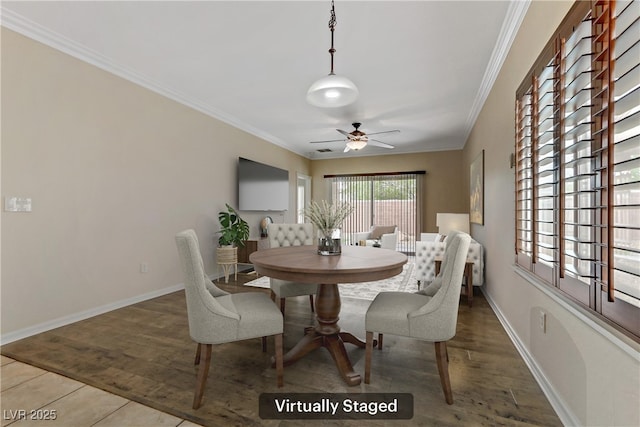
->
307, 0, 359, 108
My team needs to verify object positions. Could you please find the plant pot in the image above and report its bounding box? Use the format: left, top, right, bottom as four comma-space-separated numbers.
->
216, 246, 238, 264
216, 246, 238, 284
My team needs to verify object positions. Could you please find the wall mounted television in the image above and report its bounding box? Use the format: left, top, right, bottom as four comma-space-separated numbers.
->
238, 157, 289, 211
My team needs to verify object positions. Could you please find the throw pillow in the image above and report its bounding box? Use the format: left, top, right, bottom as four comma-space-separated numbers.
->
369, 225, 396, 240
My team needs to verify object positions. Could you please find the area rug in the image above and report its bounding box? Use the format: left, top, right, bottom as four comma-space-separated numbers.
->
244, 262, 416, 300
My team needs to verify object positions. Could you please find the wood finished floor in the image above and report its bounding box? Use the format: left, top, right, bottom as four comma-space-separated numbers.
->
1, 273, 561, 426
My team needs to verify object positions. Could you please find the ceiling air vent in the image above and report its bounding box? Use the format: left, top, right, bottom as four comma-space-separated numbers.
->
317, 148, 333, 153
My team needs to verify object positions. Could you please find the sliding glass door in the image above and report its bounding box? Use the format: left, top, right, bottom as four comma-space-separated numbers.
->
328, 172, 423, 254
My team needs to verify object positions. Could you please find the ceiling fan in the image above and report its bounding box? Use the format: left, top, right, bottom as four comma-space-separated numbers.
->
310, 122, 400, 152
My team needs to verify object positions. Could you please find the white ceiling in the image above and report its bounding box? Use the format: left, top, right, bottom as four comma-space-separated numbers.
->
2, 1, 529, 159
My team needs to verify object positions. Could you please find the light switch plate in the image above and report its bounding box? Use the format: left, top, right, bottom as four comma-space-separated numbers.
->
5, 197, 32, 212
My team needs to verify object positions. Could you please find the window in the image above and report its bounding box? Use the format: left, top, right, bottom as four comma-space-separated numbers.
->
515, 0, 639, 340
326, 172, 424, 254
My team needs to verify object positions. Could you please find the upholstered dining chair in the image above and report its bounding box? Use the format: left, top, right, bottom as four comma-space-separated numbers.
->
267, 223, 318, 315
364, 230, 471, 404
175, 229, 284, 409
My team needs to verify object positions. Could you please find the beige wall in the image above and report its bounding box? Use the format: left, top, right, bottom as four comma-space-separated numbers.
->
463, 1, 639, 426
1, 29, 310, 336
310, 151, 466, 233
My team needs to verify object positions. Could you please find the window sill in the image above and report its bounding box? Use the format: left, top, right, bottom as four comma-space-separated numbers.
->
512, 265, 640, 359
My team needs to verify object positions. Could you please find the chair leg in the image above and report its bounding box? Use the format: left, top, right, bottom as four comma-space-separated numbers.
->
364, 331, 374, 384
378, 333, 383, 350
309, 295, 315, 312
262, 336, 267, 353
193, 343, 212, 409
435, 341, 453, 405
275, 333, 284, 388
270, 289, 276, 302
279, 298, 286, 315
194, 343, 202, 366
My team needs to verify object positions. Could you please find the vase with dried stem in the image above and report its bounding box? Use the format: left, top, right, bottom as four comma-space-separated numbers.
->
304, 200, 353, 255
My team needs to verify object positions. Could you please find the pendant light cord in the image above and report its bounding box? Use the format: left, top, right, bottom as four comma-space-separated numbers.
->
328, 0, 336, 75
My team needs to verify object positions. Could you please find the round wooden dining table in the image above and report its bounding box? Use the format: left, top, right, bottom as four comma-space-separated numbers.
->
250, 245, 407, 386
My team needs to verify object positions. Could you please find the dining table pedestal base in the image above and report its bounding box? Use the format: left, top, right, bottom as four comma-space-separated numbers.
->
273, 283, 376, 386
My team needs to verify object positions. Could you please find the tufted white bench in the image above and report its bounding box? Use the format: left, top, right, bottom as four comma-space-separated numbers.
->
415, 236, 484, 293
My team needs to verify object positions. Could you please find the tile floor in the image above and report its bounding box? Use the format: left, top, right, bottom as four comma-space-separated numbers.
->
0, 355, 202, 427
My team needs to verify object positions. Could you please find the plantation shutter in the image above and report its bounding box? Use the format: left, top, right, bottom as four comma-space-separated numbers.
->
514, 0, 639, 340
598, 0, 640, 331
533, 60, 559, 284
515, 90, 534, 270
558, 10, 595, 305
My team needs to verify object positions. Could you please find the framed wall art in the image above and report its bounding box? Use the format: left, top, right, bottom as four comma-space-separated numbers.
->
470, 150, 484, 225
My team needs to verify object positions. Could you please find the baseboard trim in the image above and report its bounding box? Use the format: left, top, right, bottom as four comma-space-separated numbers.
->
1, 284, 185, 345
481, 287, 580, 427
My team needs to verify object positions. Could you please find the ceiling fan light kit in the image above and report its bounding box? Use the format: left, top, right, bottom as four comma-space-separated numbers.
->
345, 139, 367, 151
307, 0, 358, 108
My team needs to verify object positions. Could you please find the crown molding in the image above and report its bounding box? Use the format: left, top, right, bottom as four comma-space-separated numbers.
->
0, 7, 307, 157
463, 0, 531, 144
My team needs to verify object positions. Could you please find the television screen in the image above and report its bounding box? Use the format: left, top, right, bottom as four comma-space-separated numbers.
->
238, 157, 289, 211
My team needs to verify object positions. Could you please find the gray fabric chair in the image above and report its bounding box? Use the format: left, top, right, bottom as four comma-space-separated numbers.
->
364, 230, 471, 404
175, 229, 283, 409
267, 223, 318, 315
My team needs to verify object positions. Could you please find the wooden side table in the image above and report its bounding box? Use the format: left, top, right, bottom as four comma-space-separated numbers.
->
236, 238, 268, 276
434, 257, 474, 307
237, 240, 258, 264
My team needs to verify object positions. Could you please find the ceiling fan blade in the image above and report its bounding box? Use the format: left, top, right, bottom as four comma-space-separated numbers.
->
337, 129, 351, 137
366, 129, 400, 137
369, 139, 395, 149
310, 138, 345, 144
